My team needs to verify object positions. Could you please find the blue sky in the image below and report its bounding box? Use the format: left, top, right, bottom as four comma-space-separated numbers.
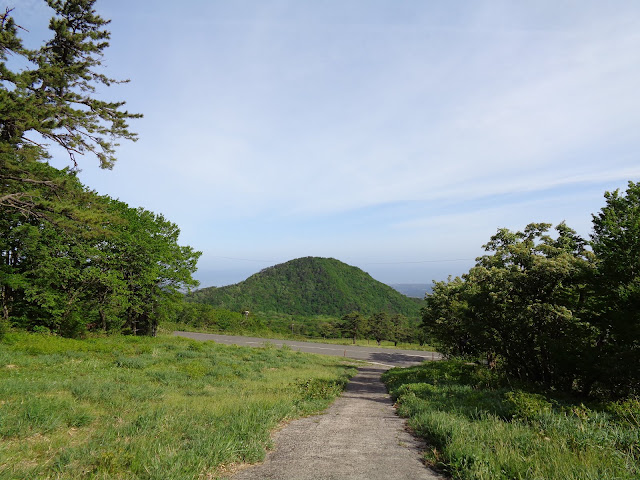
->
12, 0, 640, 288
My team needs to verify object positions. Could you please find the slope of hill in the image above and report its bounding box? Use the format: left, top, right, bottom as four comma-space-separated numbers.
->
188, 257, 423, 317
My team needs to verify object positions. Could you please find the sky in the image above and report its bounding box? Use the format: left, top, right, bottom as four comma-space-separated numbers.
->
10, 0, 640, 288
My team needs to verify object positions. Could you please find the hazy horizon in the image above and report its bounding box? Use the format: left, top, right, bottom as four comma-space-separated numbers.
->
193, 256, 455, 289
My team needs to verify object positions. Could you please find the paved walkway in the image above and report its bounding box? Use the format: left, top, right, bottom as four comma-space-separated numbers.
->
230, 365, 442, 480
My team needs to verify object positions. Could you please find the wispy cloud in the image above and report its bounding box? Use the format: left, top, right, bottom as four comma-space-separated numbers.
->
144, 2, 640, 220
18, 0, 640, 285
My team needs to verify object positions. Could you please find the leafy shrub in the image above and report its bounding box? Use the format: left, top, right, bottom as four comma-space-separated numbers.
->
607, 397, 640, 427
504, 390, 553, 421
31, 325, 52, 335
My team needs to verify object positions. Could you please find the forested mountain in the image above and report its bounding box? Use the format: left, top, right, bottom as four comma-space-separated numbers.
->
189, 257, 423, 317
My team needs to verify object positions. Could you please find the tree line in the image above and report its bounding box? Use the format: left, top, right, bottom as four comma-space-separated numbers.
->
339, 311, 424, 345
1, 1, 200, 337
0, 168, 200, 337
422, 181, 640, 398
174, 302, 426, 345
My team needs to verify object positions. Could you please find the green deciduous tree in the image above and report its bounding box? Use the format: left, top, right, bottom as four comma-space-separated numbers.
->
369, 311, 392, 345
390, 314, 410, 346
590, 181, 640, 395
423, 222, 596, 391
421, 276, 478, 357
105, 201, 201, 336
0, 165, 119, 335
340, 311, 368, 344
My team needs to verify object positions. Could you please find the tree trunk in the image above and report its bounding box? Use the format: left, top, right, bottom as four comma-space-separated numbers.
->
1, 285, 10, 322
100, 309, 107, 331
131, 313, 137, 336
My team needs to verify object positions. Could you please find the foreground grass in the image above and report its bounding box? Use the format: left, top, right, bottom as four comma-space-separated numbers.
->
383, 361, 640, 480
0, 332, 356, 479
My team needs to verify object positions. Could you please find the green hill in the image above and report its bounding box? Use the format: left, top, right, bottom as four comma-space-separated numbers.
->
188, 257, 423, 317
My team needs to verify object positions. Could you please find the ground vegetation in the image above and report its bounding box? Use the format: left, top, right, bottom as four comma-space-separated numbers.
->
0, 331, 356, 479
383, 361, 639, 480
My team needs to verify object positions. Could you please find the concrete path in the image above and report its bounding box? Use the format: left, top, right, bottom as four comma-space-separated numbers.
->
230, 364, 442, 480
173, 331, 442, 368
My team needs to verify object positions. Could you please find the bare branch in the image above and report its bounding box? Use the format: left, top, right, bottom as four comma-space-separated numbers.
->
0, 191, 31, 204
0, 175, 57, 187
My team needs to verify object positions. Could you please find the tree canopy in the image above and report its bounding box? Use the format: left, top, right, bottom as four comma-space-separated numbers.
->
422, 183, 640, 398
589, 181, 640, 395
1, 0, 141, 221
1, 0, 140, 166
0, 1, 199, 337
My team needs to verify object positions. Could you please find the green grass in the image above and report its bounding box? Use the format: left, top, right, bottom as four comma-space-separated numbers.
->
382, 361, 640, 480
0, 331, 356, 479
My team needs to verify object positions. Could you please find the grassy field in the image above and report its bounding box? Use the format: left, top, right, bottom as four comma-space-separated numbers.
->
0, 331, 356, 479
382, 360, 640, 480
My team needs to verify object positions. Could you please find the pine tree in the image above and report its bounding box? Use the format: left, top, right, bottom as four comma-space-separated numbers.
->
1, 1, 141, 217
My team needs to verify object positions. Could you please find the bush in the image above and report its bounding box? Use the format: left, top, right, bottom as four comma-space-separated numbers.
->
503, 390, 553, 421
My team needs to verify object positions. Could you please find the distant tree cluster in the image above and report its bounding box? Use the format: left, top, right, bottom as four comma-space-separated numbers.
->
0, 1, 200, 337
339, 311, 424, 346
175, 303, 266, 333
172, 303, 426, 346
422, 182, 640, 398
